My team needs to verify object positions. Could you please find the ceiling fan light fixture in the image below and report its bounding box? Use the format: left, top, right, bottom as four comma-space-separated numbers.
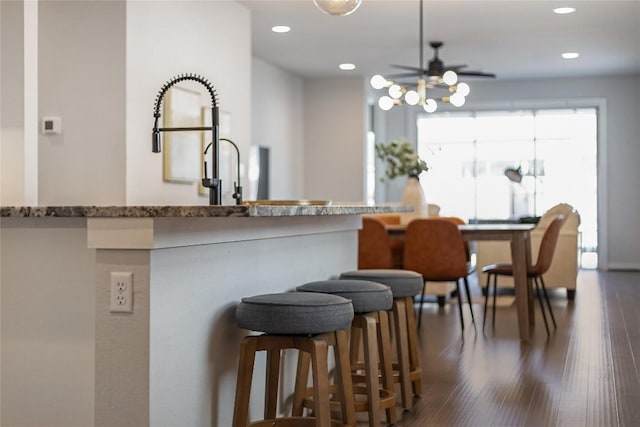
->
370, 0, 494, 112
388, 84, 403, 99
424, 99, 437, 113
442, 70, 458, 85
313, 0, 362, 16
405, 90, 420, 105
449, 92, 466, 107
378, 96, 395, 111
456, 82, 470, 96
370, 74, 389, 89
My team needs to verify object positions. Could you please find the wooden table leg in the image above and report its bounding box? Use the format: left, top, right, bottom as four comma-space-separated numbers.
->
510, 231, 531, 341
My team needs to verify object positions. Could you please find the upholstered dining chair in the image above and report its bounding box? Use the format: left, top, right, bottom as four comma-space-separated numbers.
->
439, 216, 470, 262
372, 214, 402, 225
358, 216, 400, 269
402, 218, 476, 332
482, 214, 566, 336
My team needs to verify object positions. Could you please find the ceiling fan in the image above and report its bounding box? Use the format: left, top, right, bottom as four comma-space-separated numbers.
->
370, 0, 496, 112
387, 41, 497, 82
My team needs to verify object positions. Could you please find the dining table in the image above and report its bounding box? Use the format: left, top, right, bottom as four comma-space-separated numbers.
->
385, 222, 536, 341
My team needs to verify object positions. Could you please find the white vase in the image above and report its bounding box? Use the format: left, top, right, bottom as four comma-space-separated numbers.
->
401, 175, 426, 224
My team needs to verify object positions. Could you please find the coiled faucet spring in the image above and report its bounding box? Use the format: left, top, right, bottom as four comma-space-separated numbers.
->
151, 73, 223, 205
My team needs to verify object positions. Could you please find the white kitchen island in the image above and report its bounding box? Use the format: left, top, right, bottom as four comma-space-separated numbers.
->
0, 204, 405, 427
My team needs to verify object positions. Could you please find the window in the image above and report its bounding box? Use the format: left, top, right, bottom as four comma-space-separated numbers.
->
418, 108, 597, 264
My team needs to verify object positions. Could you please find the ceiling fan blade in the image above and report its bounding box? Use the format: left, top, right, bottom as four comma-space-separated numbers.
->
445, 65, 468, 70
390, 64, 424, 72
458, 71, 497, 78
385, 72, 425, 79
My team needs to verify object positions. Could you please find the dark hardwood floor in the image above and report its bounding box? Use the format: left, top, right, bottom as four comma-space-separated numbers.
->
385, 270, 640, 427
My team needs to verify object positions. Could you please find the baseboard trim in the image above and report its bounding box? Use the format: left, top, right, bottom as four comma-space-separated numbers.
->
607, 262, 640, 271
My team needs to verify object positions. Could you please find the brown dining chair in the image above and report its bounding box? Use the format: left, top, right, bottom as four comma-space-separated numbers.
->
439, 216, 470, 262
482, 215, 566, 336
403, 218, 476, 332
373, 214, 401, 225
358, 216, 402, 269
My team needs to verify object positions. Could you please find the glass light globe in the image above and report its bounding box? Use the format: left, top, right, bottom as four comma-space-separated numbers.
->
313, 0, 362, 16
424, 99, 437, 113
378, 96, 394, 111
456, 82, 470, 96
388, 84, 403, 99
450, 92, 466, 107
404, 90, 419, 105
370, 74, 388, 90
443, 70, 458, 86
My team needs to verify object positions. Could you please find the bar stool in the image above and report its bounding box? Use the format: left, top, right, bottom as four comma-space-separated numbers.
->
339, 269, 423, 411
296, 279, 397, 426
233, 292, 356, 427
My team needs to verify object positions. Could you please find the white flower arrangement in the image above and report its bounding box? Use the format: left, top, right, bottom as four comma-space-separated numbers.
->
375, 139, 429, 181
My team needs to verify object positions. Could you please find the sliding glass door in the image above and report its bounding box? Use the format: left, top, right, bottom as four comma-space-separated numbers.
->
417, 108, 597, 265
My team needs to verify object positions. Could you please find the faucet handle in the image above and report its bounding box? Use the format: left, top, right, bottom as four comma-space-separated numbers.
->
233, 182, 243, 205
202, 177, 220, 189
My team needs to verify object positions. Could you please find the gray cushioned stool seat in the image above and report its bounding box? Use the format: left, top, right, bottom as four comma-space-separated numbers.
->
236, 292, 353, 335
340, 269, 423, 298
297, 279, 392, 313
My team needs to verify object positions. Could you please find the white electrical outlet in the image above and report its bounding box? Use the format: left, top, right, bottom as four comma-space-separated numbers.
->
110, 272, 133, 313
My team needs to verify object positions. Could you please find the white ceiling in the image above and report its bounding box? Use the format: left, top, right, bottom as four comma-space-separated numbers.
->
239, 0, 640, 81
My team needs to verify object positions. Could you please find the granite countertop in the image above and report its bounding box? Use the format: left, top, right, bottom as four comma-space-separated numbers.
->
0, 204, 411, 218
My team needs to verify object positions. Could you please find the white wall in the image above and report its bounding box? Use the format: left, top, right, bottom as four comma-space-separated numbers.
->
0, 1, 25, 205
251, 58, 304, 199
250, 64, 369, 203
3, 0, 251, 207
126, 0, 251, 205
1, 218, 96, 427
374, 75, 640, 269
38, 0, 126, 205
303, 77, 367, 202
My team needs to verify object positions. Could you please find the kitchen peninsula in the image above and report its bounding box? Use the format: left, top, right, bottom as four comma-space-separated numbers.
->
1, 204, 406, 427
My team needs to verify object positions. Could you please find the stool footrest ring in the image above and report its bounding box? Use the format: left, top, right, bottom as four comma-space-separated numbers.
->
301, 385, 395, 412
249, 417, 349, 427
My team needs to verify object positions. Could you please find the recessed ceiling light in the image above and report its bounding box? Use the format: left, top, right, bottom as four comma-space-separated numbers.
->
271, 25, 291, 33
339, 63, 356, 71
553, 7, 576, 14
562, 52, 580, 59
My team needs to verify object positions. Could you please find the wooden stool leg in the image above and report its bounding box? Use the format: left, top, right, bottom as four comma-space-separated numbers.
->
333, 329, 356, 426
233, 336, 258, 427
376, 310, 398, 424
349, 326, 362, 366
264, 347, 281, 420
309, 338, 331, 427
293, 349, 311, 417
359, 314, 381, 427
393, 298, 413, 410
404, 296, 422, 397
